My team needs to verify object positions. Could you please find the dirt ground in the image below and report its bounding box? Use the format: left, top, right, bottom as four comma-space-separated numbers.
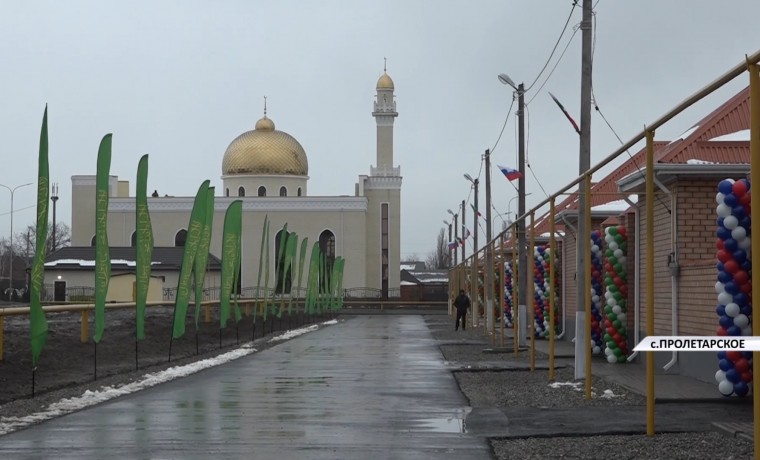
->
0, 304, 320, 406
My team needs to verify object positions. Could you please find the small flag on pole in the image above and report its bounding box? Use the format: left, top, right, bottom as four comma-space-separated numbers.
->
447, 241, 458, 250
549, 92, 581, 135
470, 204, 482, 218
497, 164, 523, 182
464, 228, 471, 239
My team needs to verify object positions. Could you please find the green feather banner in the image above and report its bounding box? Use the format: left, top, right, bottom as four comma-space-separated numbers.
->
275, 224, 289, 318
255, 216, 268, 320
262, 219, 271, 320
194, 187, 215, 330
135, 154, 153, 341
285, 233, 298, 316
94, 134, 113, 344
306, 242, 320, 314
233, 221, 242, 324
172, 180, 209, 339
295, 238, 309, 316
220, 200, 242, 329
29, 106, 49, 366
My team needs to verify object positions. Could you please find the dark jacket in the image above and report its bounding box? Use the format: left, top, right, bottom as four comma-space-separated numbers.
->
453, 293, 471, 312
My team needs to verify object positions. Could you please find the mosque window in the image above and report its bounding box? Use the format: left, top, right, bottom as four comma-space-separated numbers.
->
381, 204, 389, 298
226, 188, 230, 197
90, 235, 96, 247
319, 230, 336, 294
130, 231, 137, 247
275, 229, 294, 294
175, 229, 188, 247
258, 186, 266, 197
280, 186, 287, 197
297, 187, 302, 197
238, 186, 245, 197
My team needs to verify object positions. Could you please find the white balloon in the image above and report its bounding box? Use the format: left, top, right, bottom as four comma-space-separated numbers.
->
715, 369, 726, 384
716, 203, 732, 218
716, 192, 726, 205
723, 215, 739, 230
614, 249, 624, 258
612, 305, 623, 315
742, 326, 753, 336
608, 241, 619, 251
591, 244, 600, 253
605, 347, 613, 355
605, 234, 614, 243
605, 291, 612, 299
618, 256, 627, 265
607, 298, 617, 307
718, 379, 735, 396
617, 313, 627, 323
739, 237, 752, 250
725, 303, 741, 317
733, 314, 749, 329
715, 281, 725, 294
592, 295, 600, 303
592, 346, 601, 355
718, 292, 734, 306
607, 354, 618, 363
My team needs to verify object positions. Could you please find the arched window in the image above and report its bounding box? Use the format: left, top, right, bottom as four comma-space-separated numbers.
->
274, 229, 293, 294
130, 231, 137, 247
297, 187, 302, 197
238, 186, 245, 197
90, 235, 97, 247
318, 230, 336, 293
258, 186, 266, 197
175, 229, 188, 247
279, 186, 287, 197
225, 188, 230, 197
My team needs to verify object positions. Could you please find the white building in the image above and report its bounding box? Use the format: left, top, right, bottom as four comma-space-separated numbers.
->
54, 71, 402, 300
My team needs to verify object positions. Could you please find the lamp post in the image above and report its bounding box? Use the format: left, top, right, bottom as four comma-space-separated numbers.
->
443, 219, 452, 268
447, 209, 458, 266
461, 199, 466, 263
0, 182, 33, 300
465, 173, 480, 325
51, 183, 59, 252
498, 72, 526, 345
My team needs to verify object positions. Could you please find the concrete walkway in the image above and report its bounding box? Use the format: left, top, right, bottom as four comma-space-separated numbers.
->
0, 315, 492, 460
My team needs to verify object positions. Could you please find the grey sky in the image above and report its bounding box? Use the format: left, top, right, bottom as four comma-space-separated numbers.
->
1, 0, 758, 260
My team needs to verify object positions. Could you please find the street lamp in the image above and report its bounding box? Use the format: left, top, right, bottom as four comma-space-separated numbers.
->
464, 174, 479, 260
0, 182, 33, 300
505, 193, 532, 227
498, 72, 527, 345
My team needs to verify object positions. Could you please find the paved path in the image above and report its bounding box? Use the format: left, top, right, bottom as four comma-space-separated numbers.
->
0, 316, 492, 459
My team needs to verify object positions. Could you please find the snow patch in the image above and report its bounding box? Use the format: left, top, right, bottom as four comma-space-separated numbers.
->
548, 381, 583, 391
686, 159, 717, 165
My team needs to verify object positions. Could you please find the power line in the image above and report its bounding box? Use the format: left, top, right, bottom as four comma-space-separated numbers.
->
525, 1, 580, 92
527, 24, 580, 106
489, 95, 516, 154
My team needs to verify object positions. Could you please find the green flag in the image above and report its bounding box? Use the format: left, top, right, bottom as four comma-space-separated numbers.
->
194, 187, 215, 329
135, 154, 153, 341
306, 242, 320, 314
263, 219, 271, 320
295, 238, 309, 315
255, 216, 269, 319
29, 106, 50, 366
285, 233, 298, 315
232, 221, 243, 324
220, 200, 242, 329
275, 224, 289, 318
172, 180, 210, 339
94, 134, 112, 344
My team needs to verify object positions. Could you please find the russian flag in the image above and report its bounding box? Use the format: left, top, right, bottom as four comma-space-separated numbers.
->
447, 241, 458, 250
497, 164, 523, 182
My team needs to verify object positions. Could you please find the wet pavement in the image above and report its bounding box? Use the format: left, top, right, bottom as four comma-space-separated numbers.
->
0, 315, 492, 459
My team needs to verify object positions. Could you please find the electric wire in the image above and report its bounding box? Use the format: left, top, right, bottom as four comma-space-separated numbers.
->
525, 1, 580, 92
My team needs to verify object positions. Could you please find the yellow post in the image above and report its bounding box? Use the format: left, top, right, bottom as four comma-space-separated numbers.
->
645, 129, 656, 435
513, 222, 519, 357
549, 196, 556, 381
483, 253, 488, 337
585, 173, 593, 401
499, 233, 506, 348
0, 316, 4, 361
81, 310, 89, 343
490, 239, 497, 344
528, 210, 536, 372
245, 303, 251, 317
747, 62, 760, 456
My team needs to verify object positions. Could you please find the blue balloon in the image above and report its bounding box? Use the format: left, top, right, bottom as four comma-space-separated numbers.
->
724, 281, 739, 295
733, 249, 748, 264
717, 261, 725, 272
719, 315, 734, 328
717, 351, 727, 360
740, 305, 752, 316
734, 293, 749, 307
724, 238, 738, 252
742, 179, 751, 191
724, 193, 738, 207
743, 351, 753, 359
732, 206, 746, 219
735, 381, 750, 397
716, 227, 731, 240
719, 358, 734, 371
717, 217, 725, 227
719, 180, 734, 195
716, 304, 727, 316
718, 271, 732, 283
741, 217, 751, 229
727, 325, 742, 336
741, 260, 751, 272
726, 368, 741, 383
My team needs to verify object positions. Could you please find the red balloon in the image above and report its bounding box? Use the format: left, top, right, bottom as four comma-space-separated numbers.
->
740, 194, 752, 207
742, 372, 753, 383
717, 250, 731, 263
733, 180, 748, 197
607, 327, 616, 335
613, 333, 622, 343
734, 358, 750, 374
724, 260, 739, 274
734, 270, 749, 286
717, 326, 728, 336
617, 226, 627, 237
741, 282, 752, 295
727, 351, 742, 362
716, 239, 725, 250
614, 277, 623, 286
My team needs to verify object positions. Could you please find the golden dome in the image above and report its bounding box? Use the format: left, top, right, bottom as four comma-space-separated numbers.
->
222, 116, 308, 176
376, 72, 394, 90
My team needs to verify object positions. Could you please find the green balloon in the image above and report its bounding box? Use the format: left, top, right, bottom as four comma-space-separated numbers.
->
608, 227, 618, 236
614, 291, 623, 301
614, 263, 623, 273
605, 249, 614, 258
617, 355, 627, 363
613, 320, 622, 329
613, 347, 623, 357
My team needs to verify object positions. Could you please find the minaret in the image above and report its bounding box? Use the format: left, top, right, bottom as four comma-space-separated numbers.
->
372, 58, 398, 169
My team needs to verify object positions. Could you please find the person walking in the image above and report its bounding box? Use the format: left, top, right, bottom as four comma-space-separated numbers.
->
453, 289, 471, 331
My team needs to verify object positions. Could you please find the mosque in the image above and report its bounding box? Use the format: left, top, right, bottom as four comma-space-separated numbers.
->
47, 70, 402, 301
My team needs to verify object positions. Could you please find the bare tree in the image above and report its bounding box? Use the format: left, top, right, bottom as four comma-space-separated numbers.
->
425, 228, 449, 269
14, 221, 71, 264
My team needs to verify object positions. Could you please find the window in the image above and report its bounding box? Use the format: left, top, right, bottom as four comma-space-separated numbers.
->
279, 186, 287, 197
297, 187, 302, 197
175, 229, 188, 247
225, 188, 230, 197
319, 230, 336, 294
90, 235, 96, 247
258, 186, 267, 197
238, 186, 245, 197
130, 231, 137, 247
274, 229, 293, 294
381, 204, 389, 298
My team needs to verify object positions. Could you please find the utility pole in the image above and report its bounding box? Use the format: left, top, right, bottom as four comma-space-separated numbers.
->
461, 199, 466, 263
484, 149, 494, 332
576, 0, 593, 371
516, 83, 527, 345
453, 212, 459, 267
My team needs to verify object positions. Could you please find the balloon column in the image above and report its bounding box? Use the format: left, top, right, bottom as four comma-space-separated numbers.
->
603, 225, 629, 363
590, 231, 605, 354
504, 260, 514, 327
533, 245, 549, 337
715, 178, 752, 397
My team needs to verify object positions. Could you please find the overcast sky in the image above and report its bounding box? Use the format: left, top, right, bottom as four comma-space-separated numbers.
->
1, 0, 758, 261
